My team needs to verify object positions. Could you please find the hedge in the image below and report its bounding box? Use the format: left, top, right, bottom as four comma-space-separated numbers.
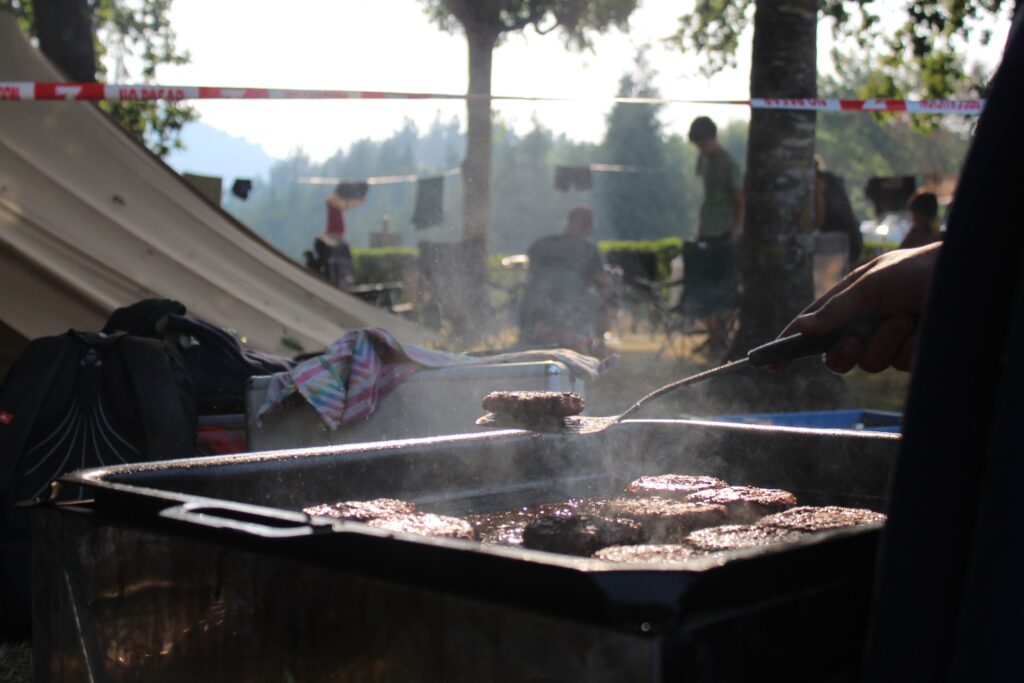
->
599, 238, 684, 282
349, 238, 898, 288
351, 247, 418, 285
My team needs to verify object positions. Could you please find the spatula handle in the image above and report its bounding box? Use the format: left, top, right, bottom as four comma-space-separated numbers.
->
746, 315, 885, 368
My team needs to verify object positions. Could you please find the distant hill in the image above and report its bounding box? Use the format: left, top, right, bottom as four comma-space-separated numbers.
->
165, 121, 278, 183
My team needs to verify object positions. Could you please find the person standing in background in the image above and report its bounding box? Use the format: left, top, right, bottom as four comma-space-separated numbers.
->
814, 156, 863, 267
900, 191, 942, 250
684, 116, 744, 356
520, 206, 612, 356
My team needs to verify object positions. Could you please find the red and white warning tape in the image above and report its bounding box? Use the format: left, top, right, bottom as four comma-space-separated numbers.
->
749, 97, 985, 114
0, 82, 986, 115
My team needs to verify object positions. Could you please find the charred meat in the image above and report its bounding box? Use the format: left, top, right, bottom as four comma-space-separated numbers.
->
481, 391, 585, 417
303, 498, 417, 521
684, 486, 797, 523
593, 544, 704, 563
684, 524, 807, 553
599, 496, 727, 542
522, 514, 644, 556
467, 499, 603, 546
758, 505, 886, 532
626, 474, 728, 499
366, 513, 477, 541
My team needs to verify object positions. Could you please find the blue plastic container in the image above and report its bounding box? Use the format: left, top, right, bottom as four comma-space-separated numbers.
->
713, 409, 902, 433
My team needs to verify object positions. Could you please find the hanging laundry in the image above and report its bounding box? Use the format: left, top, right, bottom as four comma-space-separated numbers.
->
333, 181, 369, 209
412, 176, 444, 229
554, 165, 593, 192
231, 178, 253, 200
325, 197, 346, 236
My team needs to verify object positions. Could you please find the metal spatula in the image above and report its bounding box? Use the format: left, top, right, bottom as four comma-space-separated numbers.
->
559, 317, 881, 434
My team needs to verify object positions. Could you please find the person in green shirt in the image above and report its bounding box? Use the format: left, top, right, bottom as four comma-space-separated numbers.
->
684, 116, 745, 356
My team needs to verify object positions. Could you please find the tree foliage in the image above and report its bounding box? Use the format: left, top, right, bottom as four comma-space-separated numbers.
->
599, 51, 686, 240
3, 0, 195, 157
229, 105, 967, 262
668, 0, 1016, 99
419, 0, 640, 258
421, 0, 639, 49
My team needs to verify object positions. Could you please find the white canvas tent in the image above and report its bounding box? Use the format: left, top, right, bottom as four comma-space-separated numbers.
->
0, 13, 433, 354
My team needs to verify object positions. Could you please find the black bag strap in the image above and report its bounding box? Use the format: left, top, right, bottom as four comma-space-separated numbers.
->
0, 334, 76, 501
116, 336, 196, 460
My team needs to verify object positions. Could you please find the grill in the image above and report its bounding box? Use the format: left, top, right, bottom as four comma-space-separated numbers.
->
34, 419, 898, 682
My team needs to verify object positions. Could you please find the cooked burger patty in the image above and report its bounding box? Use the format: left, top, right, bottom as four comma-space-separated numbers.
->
303, 497, 417, 521
757, 505, 887, 532
466, 508, 531, 545
626, 474, 728, 499
467, 498, 603, 546
684, 486, 797, 523
366, 513, 476, 540
599, 496, 728, 542
684, 524, 807, 553
522, 514, 644, 556
481, 391, 585, 417
593, 544, 704, 563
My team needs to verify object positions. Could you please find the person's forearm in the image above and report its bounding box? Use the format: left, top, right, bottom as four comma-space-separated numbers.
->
780, 242, 941, 373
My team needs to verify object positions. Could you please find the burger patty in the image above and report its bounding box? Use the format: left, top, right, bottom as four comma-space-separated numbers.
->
626, 474, 728, 499
593, 544, 704, 563
303, 497, 417, 521
467, 498, 603, 546
522, 514, 644, 556
481, 391, 585, 417
684, 486, 797, 523
366, 513, 477, 541
598, 496, 728, 542
684, 524, 807, 553
757, 505, 887, 532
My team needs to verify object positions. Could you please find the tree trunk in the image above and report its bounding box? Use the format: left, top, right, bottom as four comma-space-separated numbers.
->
441, 26, 496, 345
463, 29, 496, 247
731, 0, 818, 354
33, 0, 98, 82
706, 0, 844, 411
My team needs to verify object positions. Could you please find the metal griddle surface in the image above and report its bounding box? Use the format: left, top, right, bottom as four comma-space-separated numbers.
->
56, 419, 898, 628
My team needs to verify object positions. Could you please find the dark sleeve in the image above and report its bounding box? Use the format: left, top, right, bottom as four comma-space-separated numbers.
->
585, 243, 604, 281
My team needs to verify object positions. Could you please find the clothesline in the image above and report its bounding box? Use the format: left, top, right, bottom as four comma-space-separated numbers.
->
301, 163, 651, 189
301, 167, 461, 187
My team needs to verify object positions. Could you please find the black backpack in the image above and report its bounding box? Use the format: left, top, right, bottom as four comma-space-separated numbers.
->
0, 331, 196, 638
103, 299, 295, 414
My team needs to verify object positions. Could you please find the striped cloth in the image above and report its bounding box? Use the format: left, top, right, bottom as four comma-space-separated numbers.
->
257, 328, 614, 431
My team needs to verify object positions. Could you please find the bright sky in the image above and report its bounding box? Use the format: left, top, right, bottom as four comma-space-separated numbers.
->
158, 0, 1011, 162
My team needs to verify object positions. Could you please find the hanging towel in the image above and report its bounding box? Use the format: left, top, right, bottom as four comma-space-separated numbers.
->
412, 176, 445, 229
333, 181, 369, 209
554, 165, 593, 192
257, 328, 616, 431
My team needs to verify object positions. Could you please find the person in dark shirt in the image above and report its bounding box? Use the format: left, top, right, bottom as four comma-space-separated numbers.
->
899, 191, 941, 250
519, 206, 612, 355
814, 157, 863, 267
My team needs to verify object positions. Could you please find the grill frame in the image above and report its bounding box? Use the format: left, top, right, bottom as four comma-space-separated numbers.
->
36, 419, 900, 681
